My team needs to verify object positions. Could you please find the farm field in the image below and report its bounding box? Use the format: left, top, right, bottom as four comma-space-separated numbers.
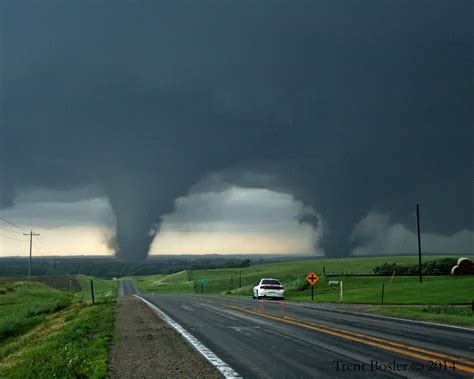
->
131, 255, 473, 326
131, 255, 474, 305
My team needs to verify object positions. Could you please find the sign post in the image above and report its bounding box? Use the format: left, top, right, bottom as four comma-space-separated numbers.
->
196, 278, 208, 294
305, 272, 320, 301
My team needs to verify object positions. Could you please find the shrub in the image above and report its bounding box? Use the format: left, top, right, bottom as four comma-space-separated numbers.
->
373, 258, 458, 275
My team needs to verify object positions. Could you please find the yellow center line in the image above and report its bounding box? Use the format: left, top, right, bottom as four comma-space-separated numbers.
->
303, 321, 473, 366
225, 305, 474, 375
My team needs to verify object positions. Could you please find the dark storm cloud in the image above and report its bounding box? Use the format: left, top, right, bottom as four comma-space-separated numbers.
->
1, 1, 472, 260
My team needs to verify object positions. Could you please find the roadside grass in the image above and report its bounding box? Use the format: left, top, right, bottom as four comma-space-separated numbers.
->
0, 277, 117, 378
127, 274, 166, 293
132, 255, 474, 305
282, 275, 473, 304
76, 274, 118, 302
0, 282, 72, 343
0, 301, 115, 378
367, 305, 473, 327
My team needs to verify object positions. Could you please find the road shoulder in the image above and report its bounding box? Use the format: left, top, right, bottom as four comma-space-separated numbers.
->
108, 296, 222, 378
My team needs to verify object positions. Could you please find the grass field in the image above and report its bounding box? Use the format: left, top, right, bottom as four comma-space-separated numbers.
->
0, 277, 116, 378
0, 282, 72, 344
131, 255, 474, 305
279, 275, 474, 304
368, 305, 473, 326
127, 274, 166, 293
76, 274, 119, 303
0, 275, 82, 292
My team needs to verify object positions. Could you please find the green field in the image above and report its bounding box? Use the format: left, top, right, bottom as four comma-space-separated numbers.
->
76, 274, 119, 302
0, 277, 116, 378
0, 282, 73, 344
131, 256, 474, 305
368, 305, 474, 327
0, 275, 82, 292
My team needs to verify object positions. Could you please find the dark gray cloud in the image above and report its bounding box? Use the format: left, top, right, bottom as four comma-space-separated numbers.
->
1, 1, 472, 260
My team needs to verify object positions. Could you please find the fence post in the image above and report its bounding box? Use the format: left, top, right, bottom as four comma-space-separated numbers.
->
90, 279, 95, 305
381, 282, 385, 304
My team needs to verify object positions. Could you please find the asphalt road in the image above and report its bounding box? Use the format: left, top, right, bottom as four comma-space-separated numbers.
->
120, 279, 139, 296
123, 281, 474, 378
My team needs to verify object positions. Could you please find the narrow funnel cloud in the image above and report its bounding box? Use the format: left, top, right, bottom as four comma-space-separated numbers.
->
0, 1, 472, 260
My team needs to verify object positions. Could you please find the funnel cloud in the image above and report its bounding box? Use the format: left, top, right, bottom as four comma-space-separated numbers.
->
1, 1, 472, 260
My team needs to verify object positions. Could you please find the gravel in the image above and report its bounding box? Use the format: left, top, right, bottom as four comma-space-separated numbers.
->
109, 297, 223, 378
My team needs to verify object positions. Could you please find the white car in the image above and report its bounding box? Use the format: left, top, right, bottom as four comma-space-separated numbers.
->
253, 278, 284, 300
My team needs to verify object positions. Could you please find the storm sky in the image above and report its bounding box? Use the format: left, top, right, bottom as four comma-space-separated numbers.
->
1, 1, 472, 260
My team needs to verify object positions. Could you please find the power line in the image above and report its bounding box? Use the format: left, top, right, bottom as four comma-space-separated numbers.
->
37, 237, 54, 256
0, 216, 27, 231
0, 232, 29, 242
38, 235, 54, 252
0, 224, 24, 234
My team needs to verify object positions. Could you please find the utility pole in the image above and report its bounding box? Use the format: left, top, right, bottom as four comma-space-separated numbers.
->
416, 203, 422, 283
53, 258, 57, 288
23, 230, 40, 281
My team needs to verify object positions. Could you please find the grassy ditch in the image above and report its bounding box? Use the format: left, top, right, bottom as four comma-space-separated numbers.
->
0, 282, 72, 343
0, 278, 116, 378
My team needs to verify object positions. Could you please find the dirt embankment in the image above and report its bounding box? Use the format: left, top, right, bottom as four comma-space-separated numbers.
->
109, 297, 222, 378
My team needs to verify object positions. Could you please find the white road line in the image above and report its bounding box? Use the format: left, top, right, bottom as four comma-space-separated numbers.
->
134, 295, 241, 379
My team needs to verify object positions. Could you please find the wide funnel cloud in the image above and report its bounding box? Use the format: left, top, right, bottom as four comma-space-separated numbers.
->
1, 1, 472, 260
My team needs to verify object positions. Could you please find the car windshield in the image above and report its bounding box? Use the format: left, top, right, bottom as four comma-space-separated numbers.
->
262, 280, 281, 285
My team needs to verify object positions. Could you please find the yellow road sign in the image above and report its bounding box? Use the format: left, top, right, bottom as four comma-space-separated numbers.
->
305, 272, 320, 285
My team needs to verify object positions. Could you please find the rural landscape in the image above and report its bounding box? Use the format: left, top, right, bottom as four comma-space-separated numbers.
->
0, 254, 472, 377
1, 0, 472, 378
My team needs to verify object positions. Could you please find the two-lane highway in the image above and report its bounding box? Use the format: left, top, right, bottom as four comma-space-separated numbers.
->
124, 282, 474, 378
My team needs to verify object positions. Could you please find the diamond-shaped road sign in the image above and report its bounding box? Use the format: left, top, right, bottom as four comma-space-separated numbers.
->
305, 272, 320, 285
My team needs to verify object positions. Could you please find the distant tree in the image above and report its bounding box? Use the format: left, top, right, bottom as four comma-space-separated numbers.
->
373, 258, 458, 275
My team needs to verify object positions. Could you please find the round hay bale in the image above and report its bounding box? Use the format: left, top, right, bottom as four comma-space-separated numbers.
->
457, 257, 472, 269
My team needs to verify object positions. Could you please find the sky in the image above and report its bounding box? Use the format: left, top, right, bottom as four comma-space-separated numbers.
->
0, 187, 321, 256
0, 1, 472, 260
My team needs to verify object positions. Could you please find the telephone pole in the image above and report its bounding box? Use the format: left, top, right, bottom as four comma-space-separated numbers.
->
23, 230, 40, 281
416, 203, 422, 283
53, 258, 57, 288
